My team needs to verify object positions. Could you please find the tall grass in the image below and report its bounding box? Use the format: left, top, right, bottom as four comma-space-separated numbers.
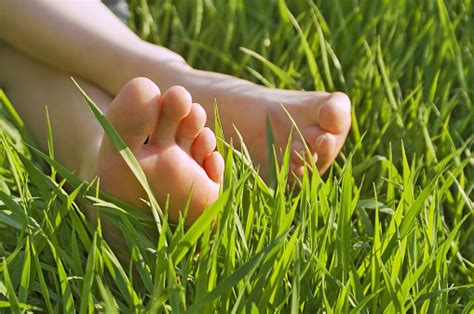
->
1, 0, 473, 312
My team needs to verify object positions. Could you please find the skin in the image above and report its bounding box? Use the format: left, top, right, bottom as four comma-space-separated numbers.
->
0, 1, 351, 227
97, 79, 223, 225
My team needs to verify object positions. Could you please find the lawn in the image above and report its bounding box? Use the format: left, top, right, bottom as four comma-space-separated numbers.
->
0, 0, 473, 312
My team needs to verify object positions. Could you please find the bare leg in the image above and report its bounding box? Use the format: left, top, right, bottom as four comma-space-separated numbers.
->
0, 1, 351, 178
0, 41, 108, 179
0, 42, 224, 226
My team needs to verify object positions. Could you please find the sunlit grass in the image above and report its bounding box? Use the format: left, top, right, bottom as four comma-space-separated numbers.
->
1, 0, 473, 312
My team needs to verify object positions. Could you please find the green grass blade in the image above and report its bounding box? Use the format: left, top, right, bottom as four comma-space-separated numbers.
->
71, 77, 164, 234
186, 228, 291, 313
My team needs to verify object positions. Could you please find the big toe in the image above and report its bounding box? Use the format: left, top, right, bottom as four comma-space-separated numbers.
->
105, 77, 160, 151
317, 92, 351, 135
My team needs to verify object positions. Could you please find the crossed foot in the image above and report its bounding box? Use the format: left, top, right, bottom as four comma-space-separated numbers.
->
95, 77, 350, 226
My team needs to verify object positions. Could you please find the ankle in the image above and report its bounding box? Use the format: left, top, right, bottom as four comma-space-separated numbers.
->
132, 41, 196, 90
141, 41, 188, 66
100, 40, 192, 95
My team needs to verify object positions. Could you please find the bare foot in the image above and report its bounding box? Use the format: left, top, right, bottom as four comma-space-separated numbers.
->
235, 88, 352, 178
178, 71, 352, 178
96, 78, 224, 225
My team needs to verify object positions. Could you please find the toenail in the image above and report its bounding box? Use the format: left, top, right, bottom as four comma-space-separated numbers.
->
316, 135, 326, 148
316, 103, 326, 121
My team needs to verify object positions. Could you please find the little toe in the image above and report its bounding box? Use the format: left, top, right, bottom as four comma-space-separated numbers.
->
176, 103, 207, 152
316, 92, 351, 135
105, 77, 160, 151
191, 127, 217, 165
149, 86, 192, 146
291, 164, 305, 177
203, 151, 224, 183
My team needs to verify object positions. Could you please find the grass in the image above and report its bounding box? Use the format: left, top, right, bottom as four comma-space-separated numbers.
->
1, 0, 473, 312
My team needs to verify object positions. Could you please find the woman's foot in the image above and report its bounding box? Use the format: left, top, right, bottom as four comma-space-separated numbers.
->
96, 78, 224, 224
226, 88, 352, 178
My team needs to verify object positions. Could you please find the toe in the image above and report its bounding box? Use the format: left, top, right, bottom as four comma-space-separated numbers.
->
149, 86, 192, 146
314, 134, 336, 158
176, 103, 207, 152
105, 77, 160, 151
290, 164, 305, 177
303, 127, 326, 152
317, 92, 351, 134
303, 126, 338, 172
290, 141, 305, 166
203, 151, 224, 183
315, 134, 337, 173
191, 127, 216, 165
